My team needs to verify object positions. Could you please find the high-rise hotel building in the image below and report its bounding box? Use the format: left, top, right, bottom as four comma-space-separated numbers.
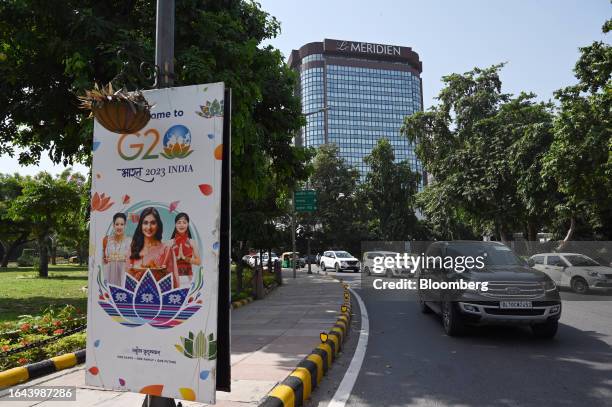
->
288, 39, 424, 180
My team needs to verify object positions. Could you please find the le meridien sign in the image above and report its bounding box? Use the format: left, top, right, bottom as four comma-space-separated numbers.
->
333, 39, 401, 56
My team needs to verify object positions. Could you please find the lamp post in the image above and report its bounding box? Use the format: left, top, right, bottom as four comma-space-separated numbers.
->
296, 106, 329, 276
143, 2, 176, 406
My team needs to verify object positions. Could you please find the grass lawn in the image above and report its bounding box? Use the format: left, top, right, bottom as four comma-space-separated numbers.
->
0, 265, 88, 325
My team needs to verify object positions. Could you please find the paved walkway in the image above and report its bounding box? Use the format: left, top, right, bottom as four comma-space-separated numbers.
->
0, 268, 343, 406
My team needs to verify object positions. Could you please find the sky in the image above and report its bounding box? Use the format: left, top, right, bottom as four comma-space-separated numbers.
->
1, 0, 609, 176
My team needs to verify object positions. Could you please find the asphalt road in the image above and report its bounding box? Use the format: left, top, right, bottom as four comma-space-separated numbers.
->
304, 267, 612, 407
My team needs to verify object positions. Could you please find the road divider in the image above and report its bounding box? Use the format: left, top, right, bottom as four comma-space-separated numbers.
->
260, 282, 353, 407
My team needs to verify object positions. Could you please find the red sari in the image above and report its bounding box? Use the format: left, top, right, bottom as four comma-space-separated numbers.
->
172, 233, 193, 278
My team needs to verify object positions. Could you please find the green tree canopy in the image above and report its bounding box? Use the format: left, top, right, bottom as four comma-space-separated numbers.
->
0, 173, 32, 267
402, 65, 560, 241
0, 0, 312, 254
7, 172, 83, 276
542, 19, 611, 241
362, 138, 420, 240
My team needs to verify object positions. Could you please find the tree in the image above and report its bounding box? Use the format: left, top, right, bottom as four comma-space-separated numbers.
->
56, 170, 90, 265
0, 173, 32, 267
362, 138, 420, 240
309, 144, 367, 254
542, 19, 612, 242
0, 1, 311, 253
402, 65, 561, 241
8, 173, 81, 277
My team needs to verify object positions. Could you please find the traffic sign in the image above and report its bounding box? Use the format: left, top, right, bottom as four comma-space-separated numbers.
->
294, 189, 317, 212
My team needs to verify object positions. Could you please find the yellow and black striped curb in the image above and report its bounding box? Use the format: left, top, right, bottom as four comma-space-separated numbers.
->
0, 349, 86, 389
232, 297, 254, 309
259, 283, 353, 407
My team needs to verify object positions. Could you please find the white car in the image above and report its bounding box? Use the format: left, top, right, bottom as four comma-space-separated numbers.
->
320, 250, 360, 272
362, 251, 413, 277
248, 252, 279, 268
529, 253, 612, 294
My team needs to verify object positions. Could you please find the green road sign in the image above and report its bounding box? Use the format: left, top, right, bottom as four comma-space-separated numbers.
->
294, 190, 317, 212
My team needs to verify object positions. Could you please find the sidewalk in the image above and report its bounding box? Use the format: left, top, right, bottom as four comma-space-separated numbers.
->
0, 268, 344, 406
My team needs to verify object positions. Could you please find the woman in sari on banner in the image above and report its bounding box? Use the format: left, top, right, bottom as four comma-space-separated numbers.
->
102, 213, 129, 286
128, 207, 179, 288
170, 212, 201, 287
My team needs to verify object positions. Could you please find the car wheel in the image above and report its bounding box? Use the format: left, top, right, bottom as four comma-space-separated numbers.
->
441, 301, 464, 336
335, 263, 340, 273
320, 262, 326, 272
532, 319, 558, 339
571, 277, 589, 294
419, 298, 432, 314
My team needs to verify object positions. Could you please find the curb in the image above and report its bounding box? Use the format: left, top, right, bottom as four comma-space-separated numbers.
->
232, 296, 254, 309
259, 282, 353, 407
232, 282, 279, 309
0, 349, 86, 389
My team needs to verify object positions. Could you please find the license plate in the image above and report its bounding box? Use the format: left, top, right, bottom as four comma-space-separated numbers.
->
500, 301, 532, 309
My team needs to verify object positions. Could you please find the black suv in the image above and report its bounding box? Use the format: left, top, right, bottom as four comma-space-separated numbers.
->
416, 241, 562, 338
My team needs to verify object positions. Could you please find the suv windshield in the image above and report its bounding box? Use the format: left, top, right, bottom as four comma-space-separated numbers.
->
445, 244, 525, 268
335, 251, 353, 258
564, 255, 600, 267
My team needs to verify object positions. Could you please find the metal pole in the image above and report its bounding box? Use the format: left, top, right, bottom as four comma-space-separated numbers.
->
291, 209, 297, 279
144, 1, 177, 405
155, 0, 175, 88
307, 213, 312, 274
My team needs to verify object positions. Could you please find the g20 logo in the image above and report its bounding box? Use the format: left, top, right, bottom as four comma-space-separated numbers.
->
117, 125, 193, 160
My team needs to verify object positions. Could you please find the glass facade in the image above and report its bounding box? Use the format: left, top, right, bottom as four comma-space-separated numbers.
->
297, 54, 423, 181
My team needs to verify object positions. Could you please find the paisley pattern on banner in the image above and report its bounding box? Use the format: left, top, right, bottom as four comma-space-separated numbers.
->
86, 83, 224, 404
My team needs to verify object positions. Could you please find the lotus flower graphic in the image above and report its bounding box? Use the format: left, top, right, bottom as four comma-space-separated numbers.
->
98, 269, 202, 329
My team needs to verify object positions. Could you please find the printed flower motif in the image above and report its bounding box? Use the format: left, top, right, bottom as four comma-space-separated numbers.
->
141, 293, 154, 303
195, 99, 224, 118
174, 331, 217, 360
20, 323, 30, 332
122, 194, 131, 204
160, 143, 193, 159
18, 358, 28, 365
91, 192, 114, 212
169, 201, 180, 213
98, 270, 200, 329
53, 329, 65, 335
2, 345, 10, 352
168, 294, 182, 305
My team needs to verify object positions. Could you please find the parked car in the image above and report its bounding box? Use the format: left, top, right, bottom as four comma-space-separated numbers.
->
249, 252, 279, 268
362, 251, 413, 277
320, 250, 360, 272
417, 241, 561, 338
528, 253, 612, 294
304, 254, 318, 265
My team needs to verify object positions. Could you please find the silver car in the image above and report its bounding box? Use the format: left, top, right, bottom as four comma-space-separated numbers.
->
529, 253, 612, 294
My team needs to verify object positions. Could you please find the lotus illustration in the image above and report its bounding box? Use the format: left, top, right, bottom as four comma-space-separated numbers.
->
160, 125, 193, 159
175, 331, 217, 360
98, 269, 202, 329
161, 142, 193, 159
91, 192, 114, 212
195, 99, 224, 118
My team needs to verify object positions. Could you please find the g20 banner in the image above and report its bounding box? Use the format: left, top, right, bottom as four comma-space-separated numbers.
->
86, 83, 226, 403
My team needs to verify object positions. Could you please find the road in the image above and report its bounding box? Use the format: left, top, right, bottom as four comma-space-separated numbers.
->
303, 266, 612, 407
